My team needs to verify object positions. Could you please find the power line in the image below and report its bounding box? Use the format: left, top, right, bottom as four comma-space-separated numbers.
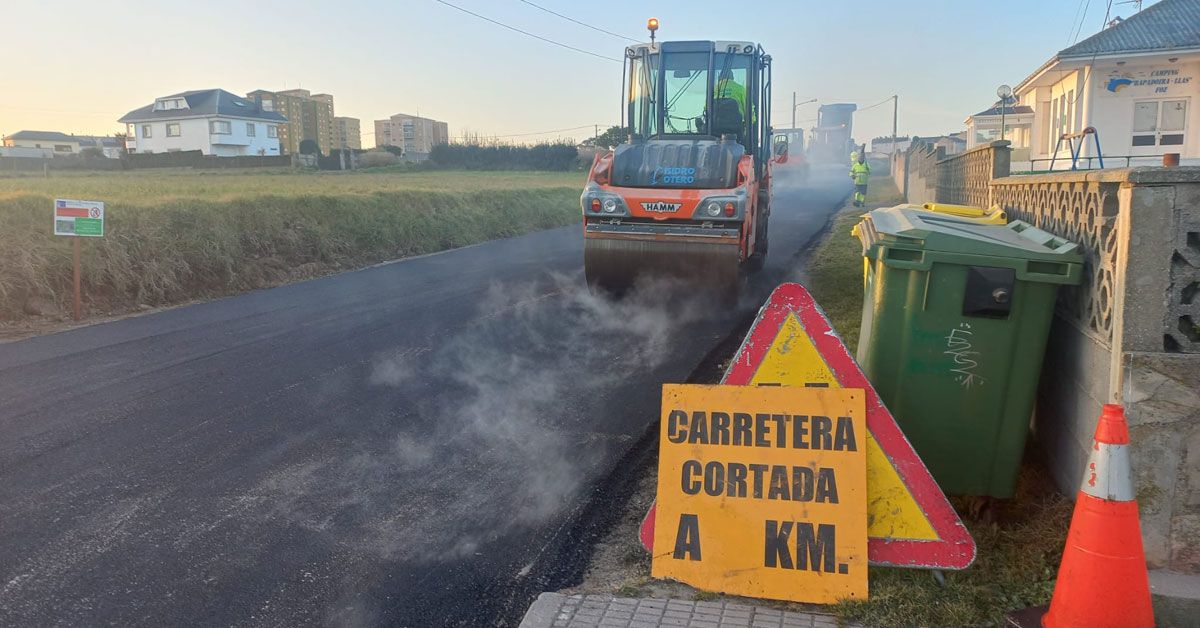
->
492, 123, 595, 136
515, 0, 638, 42
432, 0, 621, 62
1068, 0, 1093, 45
856, 96, 894, 113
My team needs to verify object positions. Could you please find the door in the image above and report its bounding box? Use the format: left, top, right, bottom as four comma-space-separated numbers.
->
1131, 99, 1189, 155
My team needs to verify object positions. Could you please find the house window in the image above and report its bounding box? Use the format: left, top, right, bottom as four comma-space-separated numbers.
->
246, 122, 256, 137
166, 123, 181, 137
1133, 99, 1188, 147
142, 124, 153, 138
54, 144, 72, 153
268, 125, 278, 138
210, 120, 232, 135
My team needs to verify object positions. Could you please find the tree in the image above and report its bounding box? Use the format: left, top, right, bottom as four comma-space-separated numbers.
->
593, 125, 629, 149
299, 139, 321, 156
378, 144, 404, 157
112, 129, 130, 157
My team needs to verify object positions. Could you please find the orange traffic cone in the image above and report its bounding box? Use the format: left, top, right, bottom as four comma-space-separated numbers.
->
1042, 404, 1154, 628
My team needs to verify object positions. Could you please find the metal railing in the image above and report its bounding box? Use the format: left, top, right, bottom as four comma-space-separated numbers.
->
1025, 154, 1173, 172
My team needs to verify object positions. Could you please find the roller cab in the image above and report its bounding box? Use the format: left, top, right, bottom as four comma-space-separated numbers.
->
582, 39, 773, 297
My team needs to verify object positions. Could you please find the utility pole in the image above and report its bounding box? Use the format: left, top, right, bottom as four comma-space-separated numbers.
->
892, 94, 899, 156
792, 91, 797, 130
594, 124, 599, 146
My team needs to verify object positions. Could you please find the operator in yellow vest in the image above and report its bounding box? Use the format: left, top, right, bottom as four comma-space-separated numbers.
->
714, 68, 747, 119
850, 152, 871, 207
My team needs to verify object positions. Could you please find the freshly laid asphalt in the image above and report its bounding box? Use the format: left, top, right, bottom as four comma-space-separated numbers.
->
0, 166, 849, 627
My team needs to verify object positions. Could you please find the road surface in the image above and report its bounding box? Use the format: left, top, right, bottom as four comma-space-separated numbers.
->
0, 167, 849, 626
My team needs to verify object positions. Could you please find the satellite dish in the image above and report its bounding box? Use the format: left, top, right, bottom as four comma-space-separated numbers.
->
996, 84, 1013, 99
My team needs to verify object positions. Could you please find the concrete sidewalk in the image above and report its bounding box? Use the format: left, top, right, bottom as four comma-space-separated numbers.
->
520, 593, 861, 628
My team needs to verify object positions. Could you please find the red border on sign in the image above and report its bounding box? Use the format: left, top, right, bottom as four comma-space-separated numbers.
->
641, 283, 976, 569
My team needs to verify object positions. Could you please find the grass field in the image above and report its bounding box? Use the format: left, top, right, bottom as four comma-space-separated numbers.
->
0, 169, 585, 322
802, 177, 1074, 627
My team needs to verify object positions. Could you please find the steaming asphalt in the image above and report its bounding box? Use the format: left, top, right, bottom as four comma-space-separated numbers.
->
0, 166, 849, 627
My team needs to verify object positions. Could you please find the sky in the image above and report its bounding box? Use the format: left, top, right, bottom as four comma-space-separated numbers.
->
0, 0, 1155, 148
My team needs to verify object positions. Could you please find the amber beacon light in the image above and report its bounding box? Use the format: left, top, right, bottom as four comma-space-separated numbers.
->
647, 17, 659, 42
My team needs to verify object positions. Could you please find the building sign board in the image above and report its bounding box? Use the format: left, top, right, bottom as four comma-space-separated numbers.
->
642, 283, 977, 570
1100, 65, 1194, 98
54, 199, 105, 237
652, 384, 868, 603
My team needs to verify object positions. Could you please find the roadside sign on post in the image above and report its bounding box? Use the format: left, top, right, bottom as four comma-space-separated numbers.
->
54, 199, 105, 237
642, 283, 977, 570
652, 384, 868, 603
53, 199, 104, 321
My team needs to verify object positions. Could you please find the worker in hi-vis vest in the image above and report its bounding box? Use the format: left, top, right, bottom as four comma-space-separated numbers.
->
850, 152, 871, 207
715, 68, 748, 118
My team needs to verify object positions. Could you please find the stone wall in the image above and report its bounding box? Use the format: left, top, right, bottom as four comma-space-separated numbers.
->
938, 140, 1010, 208
891, 148, 1200, 571
903, 142, 943, 206
991, 168, 1200, 572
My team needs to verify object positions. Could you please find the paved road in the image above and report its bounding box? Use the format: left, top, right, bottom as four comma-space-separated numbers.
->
0, 167, 849, 627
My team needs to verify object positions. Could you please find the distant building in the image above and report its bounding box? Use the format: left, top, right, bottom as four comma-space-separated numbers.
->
374, 113, 449, 160
871, 135, 913, 154
333, 116, 361, 150
990, 0, 1199, 169
2, 131, 124, 158
246, 89, 337, 155
3, 130, 82, 155
964, 101, 1036, 163
77, 136, 125, 158
909, 133, 968, 157
119, 89, 286, 156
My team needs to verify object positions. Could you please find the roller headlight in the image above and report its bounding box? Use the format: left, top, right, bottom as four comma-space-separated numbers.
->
603, 198, 618, 213
704, 201, 722, 217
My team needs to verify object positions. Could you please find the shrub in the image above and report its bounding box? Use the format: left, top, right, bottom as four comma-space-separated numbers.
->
430, 142, 579, 171
357, 151, 400, 168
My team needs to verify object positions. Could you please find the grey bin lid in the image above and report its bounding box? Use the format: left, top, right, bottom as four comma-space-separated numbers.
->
859, 205, 1083, 263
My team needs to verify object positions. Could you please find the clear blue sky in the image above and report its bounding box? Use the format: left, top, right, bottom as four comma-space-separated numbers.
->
0, 0, 1152, 147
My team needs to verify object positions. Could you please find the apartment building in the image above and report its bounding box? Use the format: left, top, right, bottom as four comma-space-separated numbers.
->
374, 113, 449, 160
246, 88, 336, 155
333, 116, 362, 150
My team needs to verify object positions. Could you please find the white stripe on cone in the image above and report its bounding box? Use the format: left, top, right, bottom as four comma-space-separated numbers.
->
1080, 443, 1135, 501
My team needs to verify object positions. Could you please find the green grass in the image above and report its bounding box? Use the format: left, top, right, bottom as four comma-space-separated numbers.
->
0, 169, 585, 321
805, 175, 904, 350
0, 168, 584, 203
802, 176, 1074, 627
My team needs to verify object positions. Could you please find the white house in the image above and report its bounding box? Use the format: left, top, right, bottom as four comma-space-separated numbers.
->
119, 89, 287, 156
1005, 0, 1200, 170
965, 102, 1036, 162
2, 130, 82, 155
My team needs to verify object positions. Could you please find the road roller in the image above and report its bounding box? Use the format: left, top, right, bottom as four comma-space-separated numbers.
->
581, 33, 773, 297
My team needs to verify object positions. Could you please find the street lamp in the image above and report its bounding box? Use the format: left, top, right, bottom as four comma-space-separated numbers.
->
791, 93, 817, 129
996, 84, 1013, 143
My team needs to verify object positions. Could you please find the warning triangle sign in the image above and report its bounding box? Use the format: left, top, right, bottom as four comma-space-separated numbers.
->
641, 283, 975, 569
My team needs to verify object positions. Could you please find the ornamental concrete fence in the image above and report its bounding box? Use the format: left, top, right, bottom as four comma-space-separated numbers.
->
893, 142, 1200, 573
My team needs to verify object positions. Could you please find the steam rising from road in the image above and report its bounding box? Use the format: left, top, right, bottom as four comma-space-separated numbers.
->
246, 273, 728, 584
364, 274, 723, 554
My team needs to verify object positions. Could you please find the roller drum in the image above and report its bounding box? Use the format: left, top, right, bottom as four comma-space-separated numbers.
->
583, 236, 742, 299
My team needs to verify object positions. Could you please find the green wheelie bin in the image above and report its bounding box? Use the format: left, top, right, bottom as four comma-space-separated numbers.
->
854, 206, 1083, 497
